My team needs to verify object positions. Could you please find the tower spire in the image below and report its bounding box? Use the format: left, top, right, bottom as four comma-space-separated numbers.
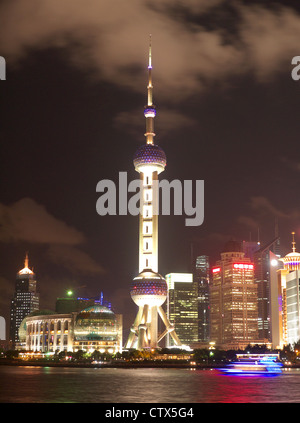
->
292, 231, 296, 253
18, 252, 33, 275
148, 34, 152, 70
144, 34, 156, 145
24, 252, 29, 268
147, 34, 152, 106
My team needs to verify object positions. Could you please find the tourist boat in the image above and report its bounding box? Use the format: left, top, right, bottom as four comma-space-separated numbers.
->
220, 354, 283, 375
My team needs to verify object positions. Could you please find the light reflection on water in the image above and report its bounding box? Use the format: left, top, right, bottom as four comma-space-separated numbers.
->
0, 366, 300, 403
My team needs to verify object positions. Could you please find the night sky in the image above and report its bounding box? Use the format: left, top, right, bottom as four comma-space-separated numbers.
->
1, 0, 300, 339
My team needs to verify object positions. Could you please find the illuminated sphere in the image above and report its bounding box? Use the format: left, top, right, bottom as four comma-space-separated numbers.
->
133, 144, 166, 174
74, 305, 118, 341
130, 270, 168, 307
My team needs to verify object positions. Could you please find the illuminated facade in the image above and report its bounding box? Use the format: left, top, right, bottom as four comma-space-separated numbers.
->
125, 40, 181, 350
166, 273, 198, 346
210, 241, 259, 349
194, 255, 210, 342
9, 254, 39, 347
271, 232, 300, 348
18, 305, 122, 354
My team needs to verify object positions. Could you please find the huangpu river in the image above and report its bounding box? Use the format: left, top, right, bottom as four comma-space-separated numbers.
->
1, 365, 300, 404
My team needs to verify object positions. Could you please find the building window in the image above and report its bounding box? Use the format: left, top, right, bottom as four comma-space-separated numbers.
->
143, 206, 152, 218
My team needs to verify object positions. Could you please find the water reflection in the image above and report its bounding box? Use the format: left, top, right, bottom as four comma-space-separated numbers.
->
1, 366, 300, 403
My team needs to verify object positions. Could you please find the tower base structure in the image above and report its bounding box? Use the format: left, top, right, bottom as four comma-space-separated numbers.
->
126, 304, 181, 350
125, 271, 181, 350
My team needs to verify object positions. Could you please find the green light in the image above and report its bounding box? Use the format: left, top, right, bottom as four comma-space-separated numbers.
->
67, 290, 73, 296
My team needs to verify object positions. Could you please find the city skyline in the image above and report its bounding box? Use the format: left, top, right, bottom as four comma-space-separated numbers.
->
1, 0, 300, 339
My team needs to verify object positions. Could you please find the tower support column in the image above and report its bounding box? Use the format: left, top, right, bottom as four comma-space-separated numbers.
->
137, 304, 149, 350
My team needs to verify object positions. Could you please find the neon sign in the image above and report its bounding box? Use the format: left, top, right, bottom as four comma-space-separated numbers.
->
212, 267, 221, 273
233, 263, 254, 270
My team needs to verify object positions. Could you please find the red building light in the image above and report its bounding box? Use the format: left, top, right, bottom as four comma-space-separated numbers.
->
233, 263, 254, 270
212, 267, 221, 273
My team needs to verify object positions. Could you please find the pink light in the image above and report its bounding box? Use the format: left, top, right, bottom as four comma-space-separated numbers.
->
212, 267, 221, 273
233, 263, 254, 270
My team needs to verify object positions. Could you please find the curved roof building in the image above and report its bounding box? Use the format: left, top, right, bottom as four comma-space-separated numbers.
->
74, 305, 118, 342
19, 305, 122, 354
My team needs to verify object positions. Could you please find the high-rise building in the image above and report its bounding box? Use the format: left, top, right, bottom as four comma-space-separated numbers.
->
252, 238, 280, 341
242, 240, 261, 261
271, 232, 300, 348
210, 241, 259, 349
165, 273, 198, 346
9, 254, 39, 347
194, 255, 210, 342
125, 39, 181, 350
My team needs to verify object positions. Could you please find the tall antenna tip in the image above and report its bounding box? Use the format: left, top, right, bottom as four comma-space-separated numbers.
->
24, 252, 29, 268
292, 231, 296, 252
148, 34, 152, 69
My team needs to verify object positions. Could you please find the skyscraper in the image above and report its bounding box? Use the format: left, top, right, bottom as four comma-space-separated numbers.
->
252, 237, 280, 341
210, 241, 258, 349
271, 232, 300, 348
194, 255, 210, 342
166, 273, 198, 346
125, 39, 181, 350
9, 254, 39, 347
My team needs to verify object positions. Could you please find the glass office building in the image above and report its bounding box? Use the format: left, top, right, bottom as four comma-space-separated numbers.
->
166, 273, 198, 346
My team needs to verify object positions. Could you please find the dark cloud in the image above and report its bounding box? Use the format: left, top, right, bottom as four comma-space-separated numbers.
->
0, 198, 85, 245
249, 196, 299, 220
0, 0, 299, 101
0, 198, 106, 283
46, 245, 106, 275
237, 216, 259, 231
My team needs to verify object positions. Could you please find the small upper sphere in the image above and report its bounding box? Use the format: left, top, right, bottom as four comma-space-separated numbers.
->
133, 143, 166, 174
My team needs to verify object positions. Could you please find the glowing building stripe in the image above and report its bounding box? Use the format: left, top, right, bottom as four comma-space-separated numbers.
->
233, 263, 254, 270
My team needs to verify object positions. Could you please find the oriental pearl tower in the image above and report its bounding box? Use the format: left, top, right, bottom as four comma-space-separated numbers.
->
125, 38, 181, 350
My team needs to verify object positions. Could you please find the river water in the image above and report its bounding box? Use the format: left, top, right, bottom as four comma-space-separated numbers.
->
0, 365, 299, 403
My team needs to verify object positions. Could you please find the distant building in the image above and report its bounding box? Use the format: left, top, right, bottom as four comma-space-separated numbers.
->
210, 241, 259, 349
56, 292, 112, 314
165, 273, 198, 346
55, 297, 94, 314
194, 255, 210, 342
242, 240, 261, 261
9, 254, 39, 348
